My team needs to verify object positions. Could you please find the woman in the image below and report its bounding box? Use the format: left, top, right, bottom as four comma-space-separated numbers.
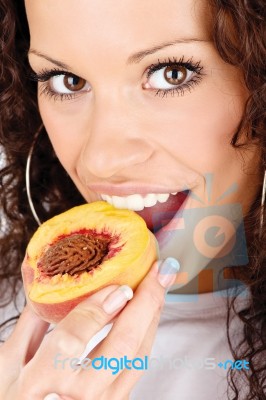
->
0, 0, 265, 399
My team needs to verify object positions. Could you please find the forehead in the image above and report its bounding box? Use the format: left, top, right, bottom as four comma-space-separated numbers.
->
25, 0, 212, 61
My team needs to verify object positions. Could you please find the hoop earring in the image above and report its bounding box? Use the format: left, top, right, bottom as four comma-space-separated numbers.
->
25, 124, 43, 226
260, 170, 266, 236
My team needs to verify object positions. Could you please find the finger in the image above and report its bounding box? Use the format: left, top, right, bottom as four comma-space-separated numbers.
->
0, 305, 49, 397
111, 308, 161, 398
47, 285, 131, 359
18, 284, 133, 399
68, 258, 179, 398
2, 304, 49, 364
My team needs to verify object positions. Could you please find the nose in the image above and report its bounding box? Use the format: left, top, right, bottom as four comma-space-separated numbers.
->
80, 95, 153, 179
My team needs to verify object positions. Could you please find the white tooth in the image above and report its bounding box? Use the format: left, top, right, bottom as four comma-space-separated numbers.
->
112, 195, 128, 209
144, 193, 157, 208
157, 193, 170, 203
126, 194, 145, 211
105, 195, 113, 205
171, 192, 177, 195
101, 192, 173, 211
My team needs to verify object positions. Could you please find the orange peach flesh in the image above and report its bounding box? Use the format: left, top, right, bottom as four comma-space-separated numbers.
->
22, 202, 158, 324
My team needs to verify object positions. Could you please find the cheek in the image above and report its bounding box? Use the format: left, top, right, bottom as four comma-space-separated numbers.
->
147, 80, 248, 173
38, 96, 87, 175
188, 78, 248, 171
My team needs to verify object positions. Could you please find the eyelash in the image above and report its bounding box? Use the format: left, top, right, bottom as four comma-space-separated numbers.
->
146, 56, 204, 98
30, 68, 82, 101
29, 56, 204, 101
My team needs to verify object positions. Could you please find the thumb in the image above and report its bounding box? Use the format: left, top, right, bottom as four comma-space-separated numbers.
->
3, 304, 49, 365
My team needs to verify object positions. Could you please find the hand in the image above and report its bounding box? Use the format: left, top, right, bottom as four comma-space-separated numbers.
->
0, 258, 179, 400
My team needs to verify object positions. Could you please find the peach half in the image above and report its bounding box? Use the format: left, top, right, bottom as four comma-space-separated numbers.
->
22, 201, 158, 323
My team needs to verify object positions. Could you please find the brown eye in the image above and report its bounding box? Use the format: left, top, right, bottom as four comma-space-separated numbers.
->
164, 65, 187, 85
63, 75, 87, 91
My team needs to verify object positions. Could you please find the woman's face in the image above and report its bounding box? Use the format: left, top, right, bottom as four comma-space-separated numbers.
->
26, 0, 261, 291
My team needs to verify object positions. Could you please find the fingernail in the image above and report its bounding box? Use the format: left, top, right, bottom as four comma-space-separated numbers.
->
102, 285, 133, 314
43, 394, 61, 400
157, 257, 180, 288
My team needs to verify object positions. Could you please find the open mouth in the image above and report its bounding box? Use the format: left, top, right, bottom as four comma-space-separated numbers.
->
100, 191, 190, 234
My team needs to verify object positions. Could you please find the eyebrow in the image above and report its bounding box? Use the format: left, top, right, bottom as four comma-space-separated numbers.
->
127, 38, 211, 64
28, 37, 211, 69
28, 49, 71, 69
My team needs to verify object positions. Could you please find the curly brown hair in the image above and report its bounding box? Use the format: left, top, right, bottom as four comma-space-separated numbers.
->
0, 0, 265, 398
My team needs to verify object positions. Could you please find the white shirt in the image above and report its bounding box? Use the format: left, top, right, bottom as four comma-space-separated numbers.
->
129, 285, 250, 400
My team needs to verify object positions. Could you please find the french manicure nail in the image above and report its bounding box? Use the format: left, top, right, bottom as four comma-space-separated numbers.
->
102, 285, 133, 314
157, 257, 180, 288
43, 394, 61, 400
